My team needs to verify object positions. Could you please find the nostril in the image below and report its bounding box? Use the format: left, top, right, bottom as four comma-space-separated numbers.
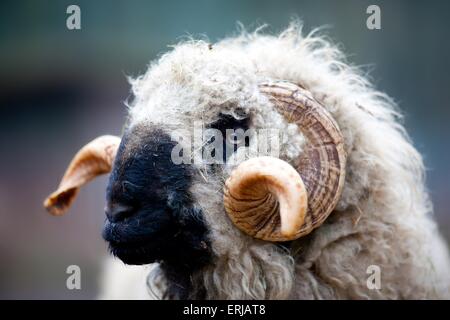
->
105, 203, 135, 222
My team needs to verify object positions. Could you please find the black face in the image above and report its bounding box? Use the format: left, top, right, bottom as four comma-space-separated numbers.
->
102, 124, 211, 273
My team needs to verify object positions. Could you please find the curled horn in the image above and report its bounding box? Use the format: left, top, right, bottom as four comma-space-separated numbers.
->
223, 81, 347, 241
44, 135, 121, 216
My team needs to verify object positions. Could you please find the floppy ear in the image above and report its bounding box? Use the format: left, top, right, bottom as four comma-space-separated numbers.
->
43, 135, 121, 216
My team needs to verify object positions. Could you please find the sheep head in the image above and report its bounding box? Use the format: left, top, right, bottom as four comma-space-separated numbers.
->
44, 82, 345, 245
43, 38, 348, 298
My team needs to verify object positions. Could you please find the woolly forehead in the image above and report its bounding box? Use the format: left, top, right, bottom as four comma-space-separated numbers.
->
125, 41, 305, 164
128, 42, 276, 128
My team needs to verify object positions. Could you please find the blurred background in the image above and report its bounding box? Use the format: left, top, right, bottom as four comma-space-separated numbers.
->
0, 0, 449, 299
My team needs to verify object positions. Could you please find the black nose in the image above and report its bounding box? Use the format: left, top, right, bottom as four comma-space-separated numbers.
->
105, 203, 135, 222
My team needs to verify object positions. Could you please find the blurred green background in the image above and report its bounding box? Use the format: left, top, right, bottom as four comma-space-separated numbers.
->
0, 0, 449, 299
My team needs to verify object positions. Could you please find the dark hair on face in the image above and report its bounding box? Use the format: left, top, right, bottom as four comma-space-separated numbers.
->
103, 125, 212, 298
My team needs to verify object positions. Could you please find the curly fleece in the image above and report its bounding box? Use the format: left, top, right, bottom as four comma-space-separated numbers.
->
100, 22, 450, 299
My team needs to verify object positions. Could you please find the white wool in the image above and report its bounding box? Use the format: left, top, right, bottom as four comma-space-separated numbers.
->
100, 22, 450, 299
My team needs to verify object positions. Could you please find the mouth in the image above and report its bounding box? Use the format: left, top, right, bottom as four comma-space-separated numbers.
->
108, 241, 163, 265
102, 220, 169, 265
102, 201, 212, 269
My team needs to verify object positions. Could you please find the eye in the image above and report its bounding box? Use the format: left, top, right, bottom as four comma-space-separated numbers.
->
226, 131, 244, 145
208, 113, 250, 162
209, 113, 249, 137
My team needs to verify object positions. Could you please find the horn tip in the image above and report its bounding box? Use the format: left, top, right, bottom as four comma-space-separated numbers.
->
43, 188, 77, 216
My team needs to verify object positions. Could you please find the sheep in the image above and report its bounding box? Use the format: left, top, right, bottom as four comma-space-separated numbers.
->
44, 22, 450, 299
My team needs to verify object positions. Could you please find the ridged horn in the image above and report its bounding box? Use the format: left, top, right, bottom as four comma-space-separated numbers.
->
223, 81, 347, 241
43, 135, 121, 216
